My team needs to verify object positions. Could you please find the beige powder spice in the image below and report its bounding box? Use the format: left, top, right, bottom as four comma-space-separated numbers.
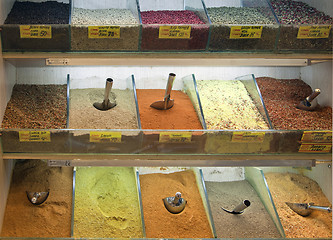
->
69, 88, 138, 129
265, 172, 332, 238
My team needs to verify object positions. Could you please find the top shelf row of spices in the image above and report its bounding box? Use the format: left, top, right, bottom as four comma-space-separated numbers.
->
1, 0, 332, 53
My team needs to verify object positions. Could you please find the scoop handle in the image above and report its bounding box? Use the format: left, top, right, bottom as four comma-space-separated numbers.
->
309, 205, 332, 213
164, 73, 176, 102
306, 89, 321, 103
104, 78, 113, 103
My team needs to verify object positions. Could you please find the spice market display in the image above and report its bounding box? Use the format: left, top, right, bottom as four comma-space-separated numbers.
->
0, 0, 332, 240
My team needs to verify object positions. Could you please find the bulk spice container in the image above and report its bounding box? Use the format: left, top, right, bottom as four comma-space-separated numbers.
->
73, 167, 145, 238
189, 74, 277, 154
137, 167, 215, 238
70, 0, 141, 51
138, 0, 210, 51
205, 0, 279, 52
68, 75, 142, 154
1, 75, 70, 153
269, 0, 333, 52
1, 0, 70, 51
136, 74, 206, 154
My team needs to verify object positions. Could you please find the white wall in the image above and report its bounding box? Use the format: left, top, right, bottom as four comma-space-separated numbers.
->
16, 66, 301, 90
301, 61, 333, 107
0, 0, 15, 23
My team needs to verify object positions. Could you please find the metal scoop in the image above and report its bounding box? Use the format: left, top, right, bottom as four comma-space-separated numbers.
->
296, 89, 321, 111
286, 202, 332, 217
93, 78, 117, 111
150, 73, 176, 110
163, 192, 186, 214
26, 191, 49, 205
221, 200, 251, 214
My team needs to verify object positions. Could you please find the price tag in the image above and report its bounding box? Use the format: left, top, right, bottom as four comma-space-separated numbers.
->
88, 26, 120, 38
159, 26, 191, 39
20, 25, 52, 38
230, 26, 263, 39
299, 143, 332, 153
159, 132, 192, 143
90, 132, 122, 143
301, 131, 332, 143
231, 132, 265, 143
297, 25, 331, 39
19, 131, 51, 142
48, 160, 71, 167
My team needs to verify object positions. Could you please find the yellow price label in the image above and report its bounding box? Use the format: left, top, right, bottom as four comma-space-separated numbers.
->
159, 26, 191, 39
232, 132, 265, 143
88, 26, 120, 38
297, 25, 331, 39
159, 132, 192, 143
19, 131, 51, 142
90, 132, 122, 143
230, 26, 263, 39
301, 131, 332, 143
20, 25, 52, 38
299, 143, 332, 153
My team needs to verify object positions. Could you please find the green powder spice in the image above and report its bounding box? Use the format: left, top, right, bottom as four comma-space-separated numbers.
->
73, 167, 143, 238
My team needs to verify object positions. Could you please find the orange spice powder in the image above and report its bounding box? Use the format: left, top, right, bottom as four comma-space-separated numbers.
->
136, 89, 203, 129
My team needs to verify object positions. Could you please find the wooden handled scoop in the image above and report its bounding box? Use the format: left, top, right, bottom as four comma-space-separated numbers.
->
150, 73, 176, 110
286, 202, 332, 217
93, 78, 117, 111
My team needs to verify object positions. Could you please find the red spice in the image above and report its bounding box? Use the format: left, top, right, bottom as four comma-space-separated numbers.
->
256, 77, 332, 130
141, 10, 205, 24
140, 10, 209, 51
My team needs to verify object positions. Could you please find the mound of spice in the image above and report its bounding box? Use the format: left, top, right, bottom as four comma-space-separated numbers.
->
140, 10, 209, 51
2, 84, 67, 129
73, 167, 143, 238
265, 172, 332, 238
71, 8, 140, 51
141, 10, 205, 24
205, 180, 281, 238
4, 1, 70, 24
196, 80, 269, 130
270, 0, 333, 25
256, 77, 332, 130
136, 89, 202, 129
269, 0, 333, 51
1, 160, 73, 238
69, 88, 138, 129
139, 170, 213, 238
208, 7, 275, 25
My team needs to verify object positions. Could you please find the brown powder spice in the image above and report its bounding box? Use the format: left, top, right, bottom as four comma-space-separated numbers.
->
265, 172, 332, 239
1, 160, 73, 238
256, 77, 332, 130
139, 170, 213, 238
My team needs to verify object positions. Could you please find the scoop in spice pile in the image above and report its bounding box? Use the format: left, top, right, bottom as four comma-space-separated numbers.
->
286, 202, 332, 217
150, 73, 176, 110
93, 78, 117, 111
26, 191, 49, 205
163, 192, 186, 214
221, 200, 251, 214
296, 89, 321, 111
